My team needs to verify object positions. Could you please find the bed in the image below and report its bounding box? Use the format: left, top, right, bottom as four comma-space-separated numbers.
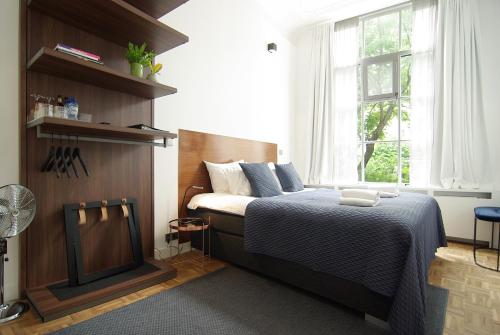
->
178, 129, 447, 335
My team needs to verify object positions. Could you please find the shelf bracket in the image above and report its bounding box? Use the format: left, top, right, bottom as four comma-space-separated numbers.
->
36, 126, 172, 148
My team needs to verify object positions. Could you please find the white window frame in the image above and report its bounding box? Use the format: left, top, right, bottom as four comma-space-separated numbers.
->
358, 4, 412, 185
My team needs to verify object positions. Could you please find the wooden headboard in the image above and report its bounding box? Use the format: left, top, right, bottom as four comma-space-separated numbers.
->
178, 129, 277, 215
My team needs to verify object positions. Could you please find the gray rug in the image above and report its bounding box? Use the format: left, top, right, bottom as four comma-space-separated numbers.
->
52, 267, 448, 335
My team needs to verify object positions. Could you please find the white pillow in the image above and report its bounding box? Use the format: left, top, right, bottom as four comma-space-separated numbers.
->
226, 165, 252, 196
268, 162, 283, 191
204, 160, 243, 193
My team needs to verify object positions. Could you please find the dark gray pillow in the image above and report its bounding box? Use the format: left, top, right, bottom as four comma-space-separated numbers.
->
274, 163, 304, 192
239, 163, 282, 197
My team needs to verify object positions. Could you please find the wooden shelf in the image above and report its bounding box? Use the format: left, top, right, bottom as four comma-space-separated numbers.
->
28, 48, 177, 99
28, 0, 189, 54
27, 117, 177, 147
123, 0, 189, 19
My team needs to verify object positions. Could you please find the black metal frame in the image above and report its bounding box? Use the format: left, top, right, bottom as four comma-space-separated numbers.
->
63, 198, 144, 286
473, 217, 500, 271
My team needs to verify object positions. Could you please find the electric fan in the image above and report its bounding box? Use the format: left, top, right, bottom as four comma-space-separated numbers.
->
0, 184, 36, 323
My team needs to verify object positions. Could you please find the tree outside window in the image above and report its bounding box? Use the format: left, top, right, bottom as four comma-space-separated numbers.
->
357, 6, 413, 184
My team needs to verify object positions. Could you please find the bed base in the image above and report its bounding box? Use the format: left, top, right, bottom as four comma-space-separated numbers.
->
190, 209, 393, 322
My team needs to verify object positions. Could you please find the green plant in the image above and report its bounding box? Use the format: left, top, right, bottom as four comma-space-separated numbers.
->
148, 61, 163, 76
125, 42, 155, 66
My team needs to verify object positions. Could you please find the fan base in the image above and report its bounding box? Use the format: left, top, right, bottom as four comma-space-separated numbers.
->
0, 301, 29, 323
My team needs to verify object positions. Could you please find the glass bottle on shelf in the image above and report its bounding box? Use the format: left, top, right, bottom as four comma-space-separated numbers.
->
31, 94, 45, 120
65, 97, 79, 120
54, 95, 66, 119
46, 96, 54, 117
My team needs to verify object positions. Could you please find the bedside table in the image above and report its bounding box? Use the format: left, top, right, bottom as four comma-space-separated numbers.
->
168, 217, 211, 259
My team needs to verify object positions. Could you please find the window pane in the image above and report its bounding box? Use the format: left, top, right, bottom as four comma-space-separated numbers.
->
401, 7, 412, 51
400, 97, 411, 140
367, 61, 394, 97
363, 101, 399, 141
364, 142, 399, 183
400, 55, 411, 97
401, 142, 410, 184
363, 12, 399, 57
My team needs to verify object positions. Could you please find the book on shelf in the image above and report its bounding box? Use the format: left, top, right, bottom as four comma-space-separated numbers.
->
54, 43, 103, 64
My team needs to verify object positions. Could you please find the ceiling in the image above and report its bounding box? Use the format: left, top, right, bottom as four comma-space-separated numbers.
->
254, 0, 408, 39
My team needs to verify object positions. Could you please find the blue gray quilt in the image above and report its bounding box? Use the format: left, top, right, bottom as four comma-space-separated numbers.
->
244, 189, 446, 335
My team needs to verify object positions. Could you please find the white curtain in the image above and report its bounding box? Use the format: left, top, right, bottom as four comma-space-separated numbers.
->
306, 23, 335, 184
306, 19, 359, 185
430, 0, 490, 188
410, 0, 437, 186
332, 18, 359, 184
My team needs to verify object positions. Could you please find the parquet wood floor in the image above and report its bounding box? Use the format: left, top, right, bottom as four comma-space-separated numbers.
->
1, 242, 499, 335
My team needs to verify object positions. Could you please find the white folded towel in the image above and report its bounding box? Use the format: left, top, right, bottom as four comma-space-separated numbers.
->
341, 189, 380, 201
370, 186, 400, 198
379, 191, 399, 198
339, 197, 380, 207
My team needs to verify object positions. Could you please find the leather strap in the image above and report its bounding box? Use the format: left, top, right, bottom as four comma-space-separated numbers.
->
78, 202, 86, 225
121, 198, 129, 218
100, 200, 108, 222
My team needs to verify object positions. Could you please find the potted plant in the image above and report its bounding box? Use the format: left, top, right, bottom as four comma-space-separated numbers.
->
147, 61, 163, 82
125, 42, 155, 78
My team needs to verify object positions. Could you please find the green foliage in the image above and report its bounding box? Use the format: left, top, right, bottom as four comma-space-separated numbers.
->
148, 62, 163, 75
365, 143, 399, 182
125, 42, 155, 66
363, 12, 399, 57
364, 143, 409, 184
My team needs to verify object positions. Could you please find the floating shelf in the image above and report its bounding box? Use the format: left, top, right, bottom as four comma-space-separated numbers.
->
28, 0, 189, 54
28, 48, 177, 99
123, 0, 189, 19
27, 117, 177, 147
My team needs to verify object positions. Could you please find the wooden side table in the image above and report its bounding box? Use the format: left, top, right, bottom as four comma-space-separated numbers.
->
168, 217, 211, 259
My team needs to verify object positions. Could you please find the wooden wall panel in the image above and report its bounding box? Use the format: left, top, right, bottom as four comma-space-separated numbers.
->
22, 7, 154, 289
178, 129, 277, 216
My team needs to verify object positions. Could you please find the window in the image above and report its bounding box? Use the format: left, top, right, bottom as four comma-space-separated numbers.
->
357, 5, 412, 184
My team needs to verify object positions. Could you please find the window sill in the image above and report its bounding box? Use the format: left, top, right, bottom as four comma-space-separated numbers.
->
304, 184, 493, 199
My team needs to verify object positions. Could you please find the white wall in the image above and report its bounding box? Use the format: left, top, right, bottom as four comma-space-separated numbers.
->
292, 0, 500, 242
0, 0, 20, 301
154, 0, 296, 254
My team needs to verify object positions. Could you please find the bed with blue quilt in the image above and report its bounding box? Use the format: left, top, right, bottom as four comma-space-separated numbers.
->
189, 188, 446, 335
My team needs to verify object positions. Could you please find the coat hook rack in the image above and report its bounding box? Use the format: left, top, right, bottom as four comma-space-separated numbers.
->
27, 117, 177, 148
35, 126, 171, 147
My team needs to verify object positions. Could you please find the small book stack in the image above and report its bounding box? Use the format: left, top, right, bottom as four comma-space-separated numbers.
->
54, 43, 103, 65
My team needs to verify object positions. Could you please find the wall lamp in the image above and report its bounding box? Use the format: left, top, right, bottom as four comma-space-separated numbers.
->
267, 43, 277, 53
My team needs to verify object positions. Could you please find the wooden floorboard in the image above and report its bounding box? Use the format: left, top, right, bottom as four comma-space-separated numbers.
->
1, 243, 500, 335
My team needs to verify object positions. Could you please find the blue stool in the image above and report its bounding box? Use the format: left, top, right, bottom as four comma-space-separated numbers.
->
474, 207, 500, 271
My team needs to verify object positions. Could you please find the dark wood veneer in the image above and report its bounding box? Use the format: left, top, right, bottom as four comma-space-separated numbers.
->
178, 130, 277, 217
28, 0, 189, 53
28, 48, 177, 99
20, 0, 187, 297
123, 0, 189, 19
